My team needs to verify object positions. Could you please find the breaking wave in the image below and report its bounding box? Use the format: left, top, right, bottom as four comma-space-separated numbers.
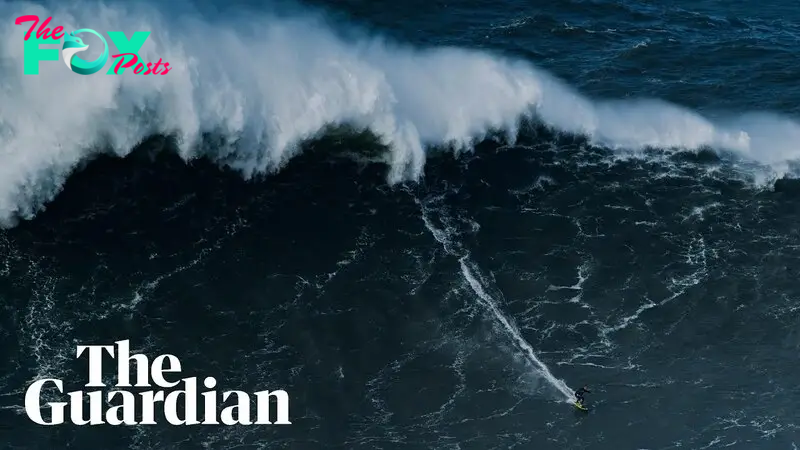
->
1, 0, 800, 227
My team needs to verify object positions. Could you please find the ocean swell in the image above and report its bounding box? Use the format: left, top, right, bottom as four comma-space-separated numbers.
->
1, 0, 799, 227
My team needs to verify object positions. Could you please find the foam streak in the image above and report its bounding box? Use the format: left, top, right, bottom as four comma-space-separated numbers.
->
458, 257, 573, 401
417, 195, 572, 402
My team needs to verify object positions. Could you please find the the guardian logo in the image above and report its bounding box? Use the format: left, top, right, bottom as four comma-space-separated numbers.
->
24, 340, 291, 426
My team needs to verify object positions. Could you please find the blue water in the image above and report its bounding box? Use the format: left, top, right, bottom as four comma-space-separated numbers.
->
1, 0, 800, 448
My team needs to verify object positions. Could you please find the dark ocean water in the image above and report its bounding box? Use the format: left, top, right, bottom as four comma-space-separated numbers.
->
1, 0, 800, 448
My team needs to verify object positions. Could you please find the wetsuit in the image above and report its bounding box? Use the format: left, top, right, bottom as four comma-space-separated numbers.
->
575, 387, 590, 404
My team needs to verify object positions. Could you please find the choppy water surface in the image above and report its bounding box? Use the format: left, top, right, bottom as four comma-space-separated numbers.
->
1, 0, 799, 448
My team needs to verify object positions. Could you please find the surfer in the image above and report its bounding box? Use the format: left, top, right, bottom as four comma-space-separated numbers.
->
574, 385, 591, 405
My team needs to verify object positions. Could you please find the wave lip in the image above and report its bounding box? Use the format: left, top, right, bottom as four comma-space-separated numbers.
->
1, 1, 799, 227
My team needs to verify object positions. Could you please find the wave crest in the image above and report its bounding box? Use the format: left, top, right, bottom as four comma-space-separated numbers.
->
0, 0, 798, 227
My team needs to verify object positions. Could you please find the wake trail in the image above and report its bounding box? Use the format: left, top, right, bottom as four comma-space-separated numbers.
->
458, 257, 574, 401
415, 194, 573, 402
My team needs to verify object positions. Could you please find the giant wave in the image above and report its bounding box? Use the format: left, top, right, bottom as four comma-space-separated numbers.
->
2, 0, 800, 228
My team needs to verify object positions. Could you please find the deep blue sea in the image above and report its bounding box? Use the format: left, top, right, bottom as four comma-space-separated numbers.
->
1, 0, 800, 448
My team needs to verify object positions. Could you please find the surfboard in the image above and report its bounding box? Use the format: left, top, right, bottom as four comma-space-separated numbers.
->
574, 402, 589, 411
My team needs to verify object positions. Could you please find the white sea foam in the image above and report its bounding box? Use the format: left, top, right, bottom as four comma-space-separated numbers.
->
0, 1, 798, 227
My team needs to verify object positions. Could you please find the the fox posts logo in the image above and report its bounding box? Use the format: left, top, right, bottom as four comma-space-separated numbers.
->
15, 15, 171, 75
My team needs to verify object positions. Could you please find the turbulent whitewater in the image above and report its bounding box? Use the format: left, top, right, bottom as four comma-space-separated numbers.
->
2, 0, 800, 227
4, 0, 800, 449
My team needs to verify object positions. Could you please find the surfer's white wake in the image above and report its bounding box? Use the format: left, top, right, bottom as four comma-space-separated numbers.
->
417, 194, 573, 402
458, 257, 574, 401
1, 1, 800, 227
